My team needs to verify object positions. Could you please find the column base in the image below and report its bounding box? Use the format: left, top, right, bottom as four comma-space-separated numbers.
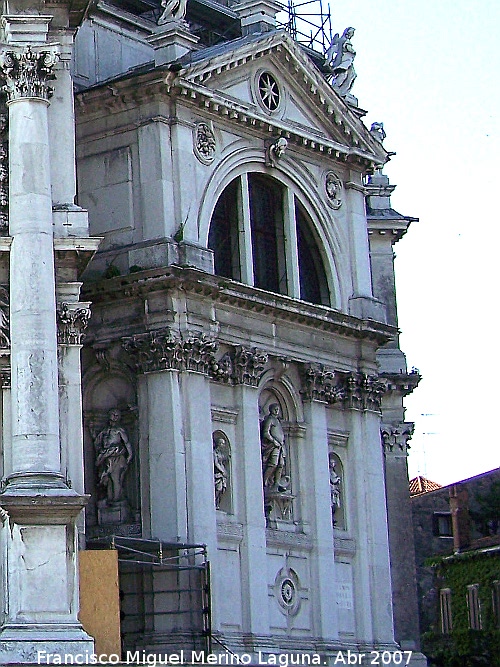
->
0, 625, 95, 664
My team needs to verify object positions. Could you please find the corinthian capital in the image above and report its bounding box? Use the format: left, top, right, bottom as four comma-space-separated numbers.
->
0, 46, 58, 101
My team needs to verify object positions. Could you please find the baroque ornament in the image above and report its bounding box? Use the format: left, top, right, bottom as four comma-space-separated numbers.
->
228, 345, 268, 386
300, 362, 340, 404
193, 122, 216, 164
339, 372, 387, 412
0, 46, 58, 101
325, 172, 343, 209
122, 328, 219, 375
381, 422, 414, 455
57, 302, 91, 345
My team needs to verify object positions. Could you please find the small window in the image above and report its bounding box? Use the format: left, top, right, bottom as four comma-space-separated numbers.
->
492, 581, 500, 629
439, 588, 452, 634
433, 512, 453, 537
467, 584, 482, 630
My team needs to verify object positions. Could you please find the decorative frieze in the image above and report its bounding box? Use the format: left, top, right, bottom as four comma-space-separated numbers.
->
122, 328, 219, 375
381, 422, 414, 455
300, 362, 340, 403
0, 46, 58, 101
57, 302, 91, 345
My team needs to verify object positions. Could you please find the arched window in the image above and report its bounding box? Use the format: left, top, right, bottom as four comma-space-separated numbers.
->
208, 173, 330, 306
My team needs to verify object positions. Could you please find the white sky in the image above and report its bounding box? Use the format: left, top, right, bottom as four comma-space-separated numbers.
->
294, 0, 500, 485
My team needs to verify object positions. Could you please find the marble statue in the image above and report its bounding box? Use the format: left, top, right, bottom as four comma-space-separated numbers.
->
268, 136, 288, 167
94, 408, 133, 504
213, 433, 229, 509
261, 403, 286, 490
326, 27, 357, 97
329, 455, 342, 515
158, 0, 188, 24
370, 122, 386, 143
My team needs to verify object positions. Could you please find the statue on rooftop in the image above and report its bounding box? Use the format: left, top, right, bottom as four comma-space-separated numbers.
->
326, 27, 357, 97
370, 122, 386, 144
158, 0, 188, 24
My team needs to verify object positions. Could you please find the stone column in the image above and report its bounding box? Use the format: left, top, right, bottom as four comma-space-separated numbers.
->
299, 372, 339, 641
0, 39, 92, 661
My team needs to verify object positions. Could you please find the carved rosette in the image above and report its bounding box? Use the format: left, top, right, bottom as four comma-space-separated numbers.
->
0, 46, 58, 101
193, 122, 216, 164
122, 328, 219, 375
339, 372, 387, 411
0, 111, 8, 232
57, 302, 91, 345
381, 422, 414, 456
300, 362, 340, 403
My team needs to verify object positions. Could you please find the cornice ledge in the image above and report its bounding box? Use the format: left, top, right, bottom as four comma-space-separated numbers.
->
380, 369, 421, 396
85, 266, 396, 345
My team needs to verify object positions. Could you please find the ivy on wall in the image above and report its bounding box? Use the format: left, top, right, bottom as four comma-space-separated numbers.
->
422, 550, 500, 666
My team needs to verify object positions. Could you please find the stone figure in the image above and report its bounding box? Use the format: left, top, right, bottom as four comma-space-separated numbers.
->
213, 434, 229, 509
158, 0, 188, 24
326, 27, 357, 97
0, 285, 10, 348
268, 137, 288, 167
329, 455, 342, 514
94, 408, 133, 504
261, 403, 286, 490
370, 122, 386, 144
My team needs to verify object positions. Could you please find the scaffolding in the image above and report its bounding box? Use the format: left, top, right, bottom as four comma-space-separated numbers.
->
277, 0, 333, 56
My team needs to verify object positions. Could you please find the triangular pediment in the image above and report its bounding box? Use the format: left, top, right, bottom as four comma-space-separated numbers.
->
177, 30, 387, 165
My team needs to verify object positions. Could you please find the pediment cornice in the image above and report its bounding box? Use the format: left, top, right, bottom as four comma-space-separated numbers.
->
174, 30, 388, 165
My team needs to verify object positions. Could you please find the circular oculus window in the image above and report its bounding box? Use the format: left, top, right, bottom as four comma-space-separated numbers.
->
258, 71, 281, 113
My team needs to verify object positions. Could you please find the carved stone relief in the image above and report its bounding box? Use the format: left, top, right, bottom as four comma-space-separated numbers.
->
193, 122, 216, 164
0, 46, 58, 101
381, 422, 414, 455
324, 171, 343, 209
274, 567, 301, 616
301, 365, 386, 412
216, 345, 268, 386
57, 302, 91, 345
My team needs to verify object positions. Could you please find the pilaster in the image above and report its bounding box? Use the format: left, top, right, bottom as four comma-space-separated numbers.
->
300, 398, 338, 641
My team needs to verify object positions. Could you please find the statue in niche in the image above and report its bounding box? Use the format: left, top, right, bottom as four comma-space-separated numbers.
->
94, 408, 133, 504
0, 285, 9, 348
213, 433, 230, 509
261, 403, 287, 491
326, 27, 357, 97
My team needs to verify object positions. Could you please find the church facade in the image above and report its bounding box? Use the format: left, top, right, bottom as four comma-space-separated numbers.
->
0, 0, 425, 663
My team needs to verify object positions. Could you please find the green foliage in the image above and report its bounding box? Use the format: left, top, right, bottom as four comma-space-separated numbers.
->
422, 630, 500, 666
434, 554, 500, 632
129, 265, 143, 273
103, 264, 121, 279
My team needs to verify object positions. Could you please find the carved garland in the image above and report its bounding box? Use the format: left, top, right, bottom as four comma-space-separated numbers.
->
0, 111, 7, 233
